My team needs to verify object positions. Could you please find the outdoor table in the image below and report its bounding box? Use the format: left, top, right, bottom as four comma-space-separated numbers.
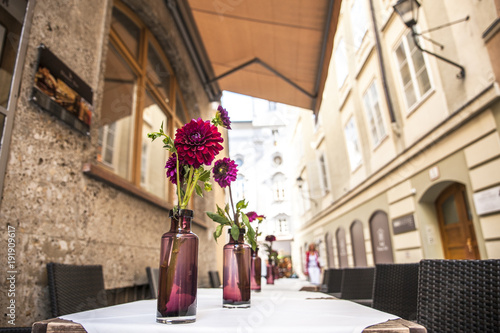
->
32, 279, 426, 333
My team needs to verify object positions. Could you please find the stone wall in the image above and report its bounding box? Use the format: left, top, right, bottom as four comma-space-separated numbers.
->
0, 0, 221, 326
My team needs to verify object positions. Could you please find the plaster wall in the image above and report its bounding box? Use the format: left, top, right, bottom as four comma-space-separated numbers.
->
0, 0, 221, 326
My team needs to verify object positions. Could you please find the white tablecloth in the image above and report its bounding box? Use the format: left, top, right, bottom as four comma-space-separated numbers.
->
61, 279, 398, 333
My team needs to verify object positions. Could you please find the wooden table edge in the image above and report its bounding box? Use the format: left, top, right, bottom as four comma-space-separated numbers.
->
33, 317, 425, 333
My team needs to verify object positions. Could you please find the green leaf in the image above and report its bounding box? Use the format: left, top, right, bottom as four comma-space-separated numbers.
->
198, 170, 211, 182
147, 132, 161, 141
206, 212, 230, 225
231, 224, 240, 241
195, 184, 203, 197
213, 224, 223, 242
225, 203, 230, 215
236, 199, 248, 211
241, 213, 249, 224
217, 205, 226, 217
243, 215, 257, 251
204, 181, 212, 192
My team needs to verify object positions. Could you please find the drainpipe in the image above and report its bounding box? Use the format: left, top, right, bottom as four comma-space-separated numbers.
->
368, 0, 397, 124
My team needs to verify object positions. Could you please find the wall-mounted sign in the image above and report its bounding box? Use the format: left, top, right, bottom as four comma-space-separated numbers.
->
31, 44, 92, 135
473, 185, 500, 216
392, 214, 417, 235
429, 166, 440, 181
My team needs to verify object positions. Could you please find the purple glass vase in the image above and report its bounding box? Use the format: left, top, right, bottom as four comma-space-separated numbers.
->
156, 209, 199, 324
266, 258, 274, 285
250, 247, 262, 292
223, 228, 251, 308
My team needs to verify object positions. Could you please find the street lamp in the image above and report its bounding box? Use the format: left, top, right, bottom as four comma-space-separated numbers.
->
393, 0, 467, 79
296, 176, 318, 207
393, 0, 420, 28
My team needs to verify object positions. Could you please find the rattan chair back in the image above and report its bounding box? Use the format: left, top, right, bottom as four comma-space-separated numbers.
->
417, 259, 500, 333
209, 270, 221, 288
321, 268, 343, 296
372, 263, 419, 320
146, 266, 159, 299
47, 263, 108, 317
340, 267, 375, 306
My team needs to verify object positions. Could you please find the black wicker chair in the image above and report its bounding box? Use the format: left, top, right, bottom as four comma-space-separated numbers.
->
0, 328, 32, 332
209, 270, 221, 288
340, 267, 375, 306
372, 263, 419, 320
146, 266, 159, 299
320, 268, 343, 298
417, 259, 500, 333
47, 263, 108, 317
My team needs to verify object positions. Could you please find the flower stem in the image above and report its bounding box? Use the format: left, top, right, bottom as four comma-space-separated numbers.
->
175, 155, 182, 211
181, 167, 198, 209
228, 185, 237, 227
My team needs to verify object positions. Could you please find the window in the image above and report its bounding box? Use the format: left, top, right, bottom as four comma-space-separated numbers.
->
272, 173, 286, 201
344, 117, 363, 170
94, 3, 187, 201
350, 0, 368, 50
234, 174, 246, 201
395, 31, 431, 110
276, 215, 289, 234
318, 153, 330, 194
0, 0, 30, 198
363, 82, 386, 146
334, 38, 348, 87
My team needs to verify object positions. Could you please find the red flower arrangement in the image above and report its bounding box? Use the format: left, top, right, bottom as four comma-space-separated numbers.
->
148, 116, 223, 211
175, 118, 224, 169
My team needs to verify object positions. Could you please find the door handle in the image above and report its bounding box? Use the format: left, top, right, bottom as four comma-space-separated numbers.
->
466, 238, 472, 253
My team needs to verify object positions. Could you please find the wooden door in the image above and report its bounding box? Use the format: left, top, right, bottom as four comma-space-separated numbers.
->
435, 183, 479, 259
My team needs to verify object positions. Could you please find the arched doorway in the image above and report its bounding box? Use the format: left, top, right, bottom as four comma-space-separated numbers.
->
435, 183, 479, 259
350, 220, 367, 267
324, 232, 335, 268
336, 227, 349, 268
369, 211, 394, 264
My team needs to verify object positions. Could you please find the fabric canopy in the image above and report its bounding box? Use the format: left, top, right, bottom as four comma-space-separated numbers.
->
179, 0, 342, 113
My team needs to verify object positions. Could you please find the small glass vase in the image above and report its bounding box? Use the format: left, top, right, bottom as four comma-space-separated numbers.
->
266, 258, 274, 285
156, 209, 199, 324
250, 247, 262, 292
223, 228, 251, 308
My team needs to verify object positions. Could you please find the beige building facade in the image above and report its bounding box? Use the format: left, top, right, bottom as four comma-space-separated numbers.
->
291, 0, 500, 274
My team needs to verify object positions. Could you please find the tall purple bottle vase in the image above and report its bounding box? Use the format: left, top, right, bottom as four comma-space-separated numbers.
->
266, 258, 274, 285
250, 247, 262, 292
156, 209, 199, 324
222, 228, 251, 308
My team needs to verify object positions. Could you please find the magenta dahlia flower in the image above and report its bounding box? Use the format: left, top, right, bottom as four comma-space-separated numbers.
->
213, 158, 238, 188
175, 118, 224, 169
217, 105, 231, 129
265, 235, 276, 242
247, 211, 265, 222
165, 153, 183, 185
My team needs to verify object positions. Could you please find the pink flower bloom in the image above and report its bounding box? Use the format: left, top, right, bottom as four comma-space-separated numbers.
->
247, 211, 265, 222
265, 235, 276, 242
175, 118, 224, 169
213, 158, 238, 188
165, 153, 183, 185
217, 105, 231, 129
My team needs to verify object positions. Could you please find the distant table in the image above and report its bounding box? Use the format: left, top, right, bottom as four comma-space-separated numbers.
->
33, 279, 426, 333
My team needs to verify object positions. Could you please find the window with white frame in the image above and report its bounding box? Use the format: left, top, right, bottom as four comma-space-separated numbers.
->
318, 153, 330, 194
344, 117, 363, 170
272, 172, 286, 201
334, 38, 348, 87
395, 30, 431, 110
276, 216, 289, 234
363, 81, 386, 146
350, 0, 368, 50
234, 174, 246, 201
